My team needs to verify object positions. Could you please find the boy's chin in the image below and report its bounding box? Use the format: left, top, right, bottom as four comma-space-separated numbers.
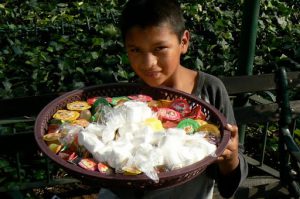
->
143, 79, 162, 87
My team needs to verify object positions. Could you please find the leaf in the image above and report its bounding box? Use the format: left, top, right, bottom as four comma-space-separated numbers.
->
91, 52, 99, 59
0, 159, 9, 168
2, 80, 12, 91
76, 67, 85, 75
276, 17, 287, 29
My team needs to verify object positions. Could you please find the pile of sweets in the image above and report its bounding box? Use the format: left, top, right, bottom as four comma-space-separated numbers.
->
43, 94, 221, 182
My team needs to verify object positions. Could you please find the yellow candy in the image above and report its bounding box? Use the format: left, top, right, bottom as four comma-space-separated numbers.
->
67, 101, 91, 111
144, 118, 164, 132
198, 123, 220, 137
48, 143, 62, 154
72, 119, 90, 127
53, 110, 80, 121
195, 119, 208, 127
43, 133, 62, 142
122, 167, 142, 175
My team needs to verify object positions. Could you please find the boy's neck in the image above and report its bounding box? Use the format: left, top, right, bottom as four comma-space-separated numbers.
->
165, 66, 198, 94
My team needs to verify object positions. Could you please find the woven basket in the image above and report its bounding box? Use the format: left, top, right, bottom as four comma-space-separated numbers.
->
34, 83, 230, 190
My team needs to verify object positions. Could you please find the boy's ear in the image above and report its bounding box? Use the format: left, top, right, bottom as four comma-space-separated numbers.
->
180, 30, 190, 54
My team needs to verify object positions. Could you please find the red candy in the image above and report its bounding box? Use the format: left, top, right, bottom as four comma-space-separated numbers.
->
87, 97, 99, 105
170, 99, 191, 116
188, 105, 206, 120
78, 158, 97, 171
128, 94, 152, 102
156, 108, 181, 121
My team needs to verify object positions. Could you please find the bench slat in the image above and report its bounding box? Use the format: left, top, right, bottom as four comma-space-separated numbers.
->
0, 93, 61, 119
234, 100, 300, 124
220, 72, 300, 95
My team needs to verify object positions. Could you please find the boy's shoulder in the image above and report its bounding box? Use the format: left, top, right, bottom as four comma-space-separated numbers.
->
198, 71, 225, 88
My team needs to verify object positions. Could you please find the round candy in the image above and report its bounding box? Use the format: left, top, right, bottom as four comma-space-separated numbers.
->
67, 101, 91, 111
159, 99, 172, 108
162, 121, 178, 128
92, 98, 111, 113
170, 99, 191, 116
110, 96, 129, 106
79, 109, 92, 121
87, 97, 99, 105
72, 119, 90, 127
188, 105, 206, 120
177, 118, 200, 134
198, 123, 220, 137
43, 132, 63, 142
128, 94, 152, 102
156, 108, 181, 121
195, 119, 207, 127
53, 110, 80, 121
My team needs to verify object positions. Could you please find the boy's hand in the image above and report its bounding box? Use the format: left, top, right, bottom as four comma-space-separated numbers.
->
216, 123, 240, 175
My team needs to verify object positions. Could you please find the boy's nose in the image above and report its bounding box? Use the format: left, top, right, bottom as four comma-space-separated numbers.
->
141, 53, 157, 70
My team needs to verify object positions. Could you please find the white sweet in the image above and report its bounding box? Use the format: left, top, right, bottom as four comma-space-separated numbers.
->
84, 123, 105, 137
79, 100, 218, 182
134, 143, 161, 182
123, 101, 154, 123
118, 122, 141, 140
93, 144, 112, 163
101, 125, 118, 144
131, 126, 154, 145
106, 141, 134, 171
78, 130, 105, 154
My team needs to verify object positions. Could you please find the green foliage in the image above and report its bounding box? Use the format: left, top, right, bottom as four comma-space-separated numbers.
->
0, 0, 299, 99
0, 0, 131, 98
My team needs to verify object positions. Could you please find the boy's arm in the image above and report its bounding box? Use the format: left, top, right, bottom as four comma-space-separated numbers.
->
217, 144, 248, 198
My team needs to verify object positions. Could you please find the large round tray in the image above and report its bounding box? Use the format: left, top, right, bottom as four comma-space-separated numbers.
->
34, 83, 230, 190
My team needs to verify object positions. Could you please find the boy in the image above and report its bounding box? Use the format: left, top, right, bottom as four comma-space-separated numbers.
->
99, 0, 248, 198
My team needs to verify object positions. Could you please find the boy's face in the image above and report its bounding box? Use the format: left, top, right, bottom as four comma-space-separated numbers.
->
125, 23, 189, 87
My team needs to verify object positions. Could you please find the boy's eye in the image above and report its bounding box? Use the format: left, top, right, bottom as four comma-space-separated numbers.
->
129, 48, 140, 53
154, 46, 167, 52
155, 46, 166, 51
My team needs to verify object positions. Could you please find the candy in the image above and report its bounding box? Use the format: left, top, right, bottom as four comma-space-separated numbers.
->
122, 166, 142, 175
156, 108, 181, 121
177, 118, 200, 134
67, 101, 91, 111
53, 110, 80, 121
72, 119, 90, 127
144, 118, 164, 132
98, 163, 113, 174
128, 94, 152, 102
78, 158, 97, 171
170, 99, 191, 116
198, 123, 220, 137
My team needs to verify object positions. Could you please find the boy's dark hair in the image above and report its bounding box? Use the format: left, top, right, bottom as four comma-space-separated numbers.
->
120, 0, 185, 42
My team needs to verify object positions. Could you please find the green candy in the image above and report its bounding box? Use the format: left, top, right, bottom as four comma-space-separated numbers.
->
177, 118, 200, 134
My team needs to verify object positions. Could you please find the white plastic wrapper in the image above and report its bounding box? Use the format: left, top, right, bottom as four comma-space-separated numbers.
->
131, 126, 154, 145
84, 123, 105, 137
118, 122, 141, 139
150, 132, 166, 146
59, 124, 83, 146
77, 130, 105, 154
79, 100, 218, 182
93, 140, 134, 171
126, 143, 164, 182
123, 101, 154, 123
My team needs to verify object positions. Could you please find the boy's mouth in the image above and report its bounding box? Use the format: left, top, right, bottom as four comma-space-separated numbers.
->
145, 71, 161, 78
